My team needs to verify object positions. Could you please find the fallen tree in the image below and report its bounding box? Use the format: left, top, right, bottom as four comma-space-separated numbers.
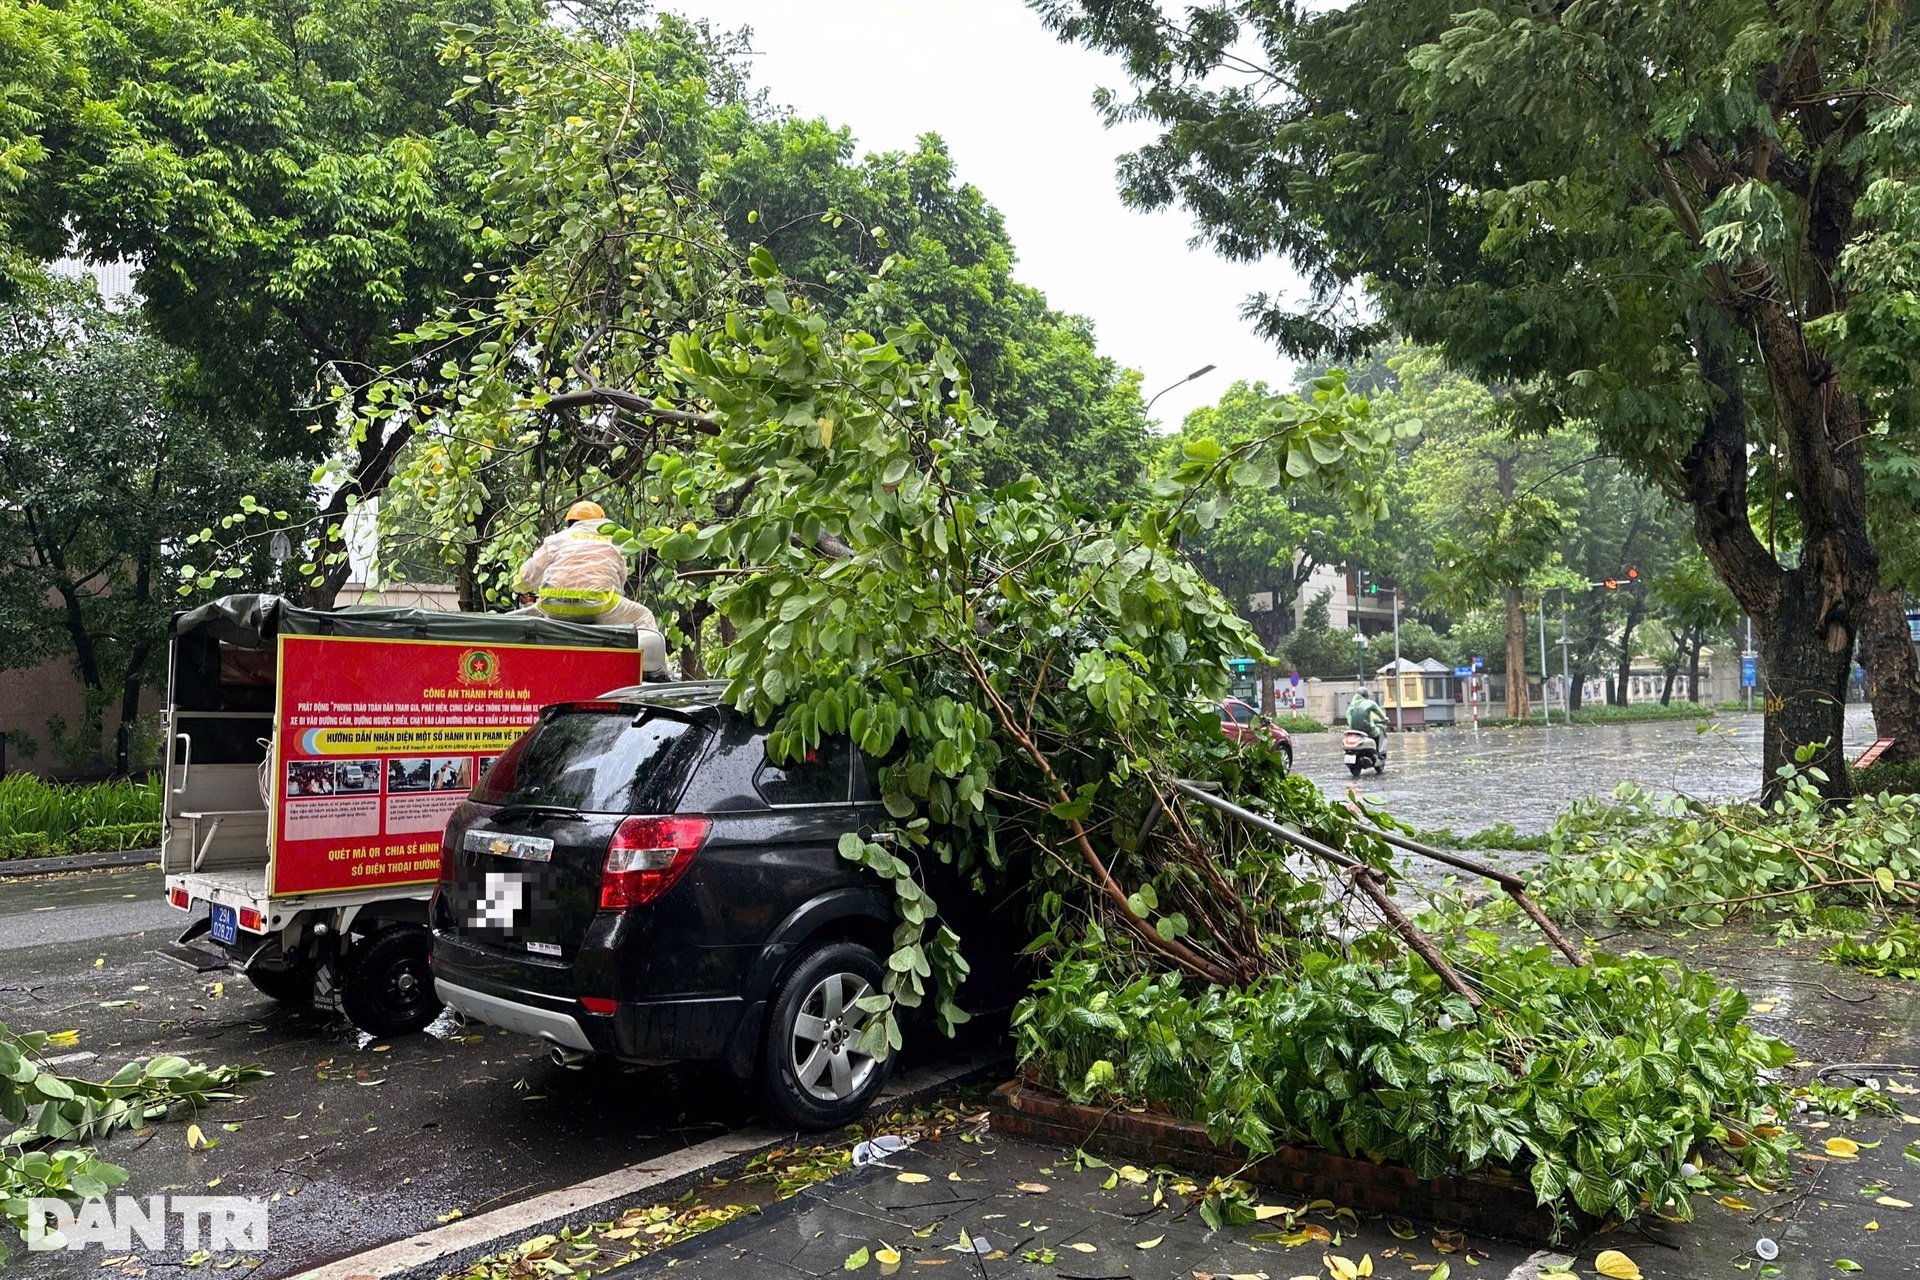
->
250, 31, 1800, 1230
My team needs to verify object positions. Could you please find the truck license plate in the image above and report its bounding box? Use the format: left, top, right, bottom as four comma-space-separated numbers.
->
210, 903, 238, 946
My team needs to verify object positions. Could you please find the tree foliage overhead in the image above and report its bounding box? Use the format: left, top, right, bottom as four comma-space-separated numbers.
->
0, 279, 305, 765
1033, 0, 1920, 790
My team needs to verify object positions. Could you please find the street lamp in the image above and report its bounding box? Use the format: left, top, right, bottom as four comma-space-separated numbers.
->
1144, 363, 1218, 415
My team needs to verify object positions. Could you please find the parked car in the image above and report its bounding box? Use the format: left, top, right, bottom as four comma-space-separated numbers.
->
429, 681, 1015, 1128
1218, 697, 1293, 769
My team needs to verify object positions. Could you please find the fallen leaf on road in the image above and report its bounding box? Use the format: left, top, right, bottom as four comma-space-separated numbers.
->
1119, 1164, 1150, 1183
185, 1124, 215, 1151
1256, 1204, 1298, 1221
1826, 1137, 1861, 1158
1015, 1182, 1049, 1194
1834, 1260, 1861, 1272
895, 1173, 930, 1184
1594, 1249, 1643, 1280
845, 1245, 870, 1270
1067, 1242, 1097, 1253
1136, 1234, 1164, 1250
1865, 1220, 1879, 1230
436, 1209, 464, 1224
1874, 1195, 1911, 1208
1718, 1196, 1756, 1211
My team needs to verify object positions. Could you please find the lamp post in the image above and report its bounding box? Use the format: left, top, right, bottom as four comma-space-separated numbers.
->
1144, 363, 1218, 416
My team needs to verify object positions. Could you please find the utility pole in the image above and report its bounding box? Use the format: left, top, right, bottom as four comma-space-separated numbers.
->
1392, 588, 1404, 733
1560, 598, 1571, 725
1537, 596, 1550, 727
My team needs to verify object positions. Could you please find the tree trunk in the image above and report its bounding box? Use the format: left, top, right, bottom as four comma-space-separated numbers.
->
1757, 575, 1854, 791
1682, 332, 1850, 799
1860, 584, 1920, 762
1568, 666, 1586, 712
1687, 632, 1704, 704
1612, 592, 1645, 707
1502, 585, 1529, 718
1658, 660, 1677, 705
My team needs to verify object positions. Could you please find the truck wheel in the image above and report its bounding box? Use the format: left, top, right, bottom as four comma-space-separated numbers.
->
341, 925, 441, 1037
244, 961, 314, 1006
760, 940, 891, 1129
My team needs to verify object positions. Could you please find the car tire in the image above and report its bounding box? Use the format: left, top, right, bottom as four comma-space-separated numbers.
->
243, 958, 314, 1006
1281, 745, 1293, 774
761, 940, 891, 1129
341, 925, 442, 1038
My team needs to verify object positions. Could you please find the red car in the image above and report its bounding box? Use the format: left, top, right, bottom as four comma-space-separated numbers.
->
1219, 697, 1293, 770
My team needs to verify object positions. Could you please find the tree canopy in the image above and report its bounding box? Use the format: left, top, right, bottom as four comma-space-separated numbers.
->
1034, 0, 1920, 790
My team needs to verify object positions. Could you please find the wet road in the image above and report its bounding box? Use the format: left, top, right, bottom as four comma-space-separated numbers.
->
0, 866, 769, 1277
1292, 705, 1878, 835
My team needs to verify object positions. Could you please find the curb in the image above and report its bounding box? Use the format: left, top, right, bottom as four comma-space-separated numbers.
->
295, 1048, 1007, 1280
0, 847, 160, 878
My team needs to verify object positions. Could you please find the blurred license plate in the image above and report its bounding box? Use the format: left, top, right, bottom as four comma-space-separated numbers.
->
1343, 754, 1358, 763
210, 903, 238, 945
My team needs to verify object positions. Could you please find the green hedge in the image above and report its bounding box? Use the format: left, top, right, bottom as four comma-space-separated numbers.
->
1269, 712, 1326, 734
0, 774, 160, 840
1852, 759, 1920, 797
0, 823, 161, 862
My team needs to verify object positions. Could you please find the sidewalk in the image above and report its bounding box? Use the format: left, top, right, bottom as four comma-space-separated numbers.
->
595, 931, 1920, 1280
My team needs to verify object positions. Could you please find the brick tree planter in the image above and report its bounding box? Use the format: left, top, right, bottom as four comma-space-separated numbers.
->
988, 1080, 1601, 1246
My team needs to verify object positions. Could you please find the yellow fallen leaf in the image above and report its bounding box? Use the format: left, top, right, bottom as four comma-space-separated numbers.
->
1594, 1249, 1643, 1280
1887, 1080, 1918, 1095
1015, 1182, 1049, 1194
1826, 1137, 1861, 1158
876, 1246, 902, 1266
1874, 1195, 1912, 1208
1255, 1205, 1297, 1221
1327, 1256, 1360, 1280
1717, 1196, 1756, 1211
1866, 1220, 1880, 1230
1067, 1242, 1096, 1253
1137, 1235, 1164, 1250
46, 1030, 79, 1048
185, 1124, 212, 1151
895, 1173, 931, 1184
1119, 1165, 1150, 1184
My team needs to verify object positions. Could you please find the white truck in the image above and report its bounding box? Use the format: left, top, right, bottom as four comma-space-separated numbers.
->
160, 594, 664, 1035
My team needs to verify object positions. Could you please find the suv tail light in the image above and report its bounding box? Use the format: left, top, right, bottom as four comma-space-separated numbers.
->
601, 816, 709, 909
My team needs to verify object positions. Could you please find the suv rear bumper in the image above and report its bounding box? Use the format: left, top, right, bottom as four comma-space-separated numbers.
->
431, 946, 757, 1069
436, 979, 594, 1051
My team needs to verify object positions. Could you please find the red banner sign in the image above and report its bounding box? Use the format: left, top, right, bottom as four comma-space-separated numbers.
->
269, 634, 640, 896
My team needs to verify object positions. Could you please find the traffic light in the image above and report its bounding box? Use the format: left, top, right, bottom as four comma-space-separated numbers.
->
1356, 569, 1372, 598
1627, 567, 1640, 584
1604, 578, 1619, 591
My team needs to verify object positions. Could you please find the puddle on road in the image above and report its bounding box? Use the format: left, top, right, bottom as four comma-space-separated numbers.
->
1292, 705, 1877, 836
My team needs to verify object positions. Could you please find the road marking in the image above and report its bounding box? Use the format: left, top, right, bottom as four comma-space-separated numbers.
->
1503, 1250, 1574, 1279
294, 1050, 998, 1280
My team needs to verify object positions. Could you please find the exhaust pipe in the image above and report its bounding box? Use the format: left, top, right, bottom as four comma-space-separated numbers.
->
548, 1044, 590, 1069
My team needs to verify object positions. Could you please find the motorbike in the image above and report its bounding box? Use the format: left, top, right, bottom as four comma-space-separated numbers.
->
1341, 728, 1386, 777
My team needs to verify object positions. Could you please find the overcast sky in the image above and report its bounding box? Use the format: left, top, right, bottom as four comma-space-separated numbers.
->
666, 0, 1302, 429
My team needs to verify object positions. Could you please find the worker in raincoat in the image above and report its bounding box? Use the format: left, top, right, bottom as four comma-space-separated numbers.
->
515, 500, 657, 628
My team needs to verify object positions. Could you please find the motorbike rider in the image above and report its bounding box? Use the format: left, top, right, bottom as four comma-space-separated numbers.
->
1346, 688, 1388, 756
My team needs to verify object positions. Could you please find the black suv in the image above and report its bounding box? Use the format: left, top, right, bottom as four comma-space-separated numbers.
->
430, 681, 1004, 1128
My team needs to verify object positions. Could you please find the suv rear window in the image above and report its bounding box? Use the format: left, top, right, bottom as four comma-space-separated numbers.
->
475, 708, 706, 814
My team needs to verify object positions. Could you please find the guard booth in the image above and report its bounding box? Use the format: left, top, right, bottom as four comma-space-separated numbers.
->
1376, 660, 1427, 730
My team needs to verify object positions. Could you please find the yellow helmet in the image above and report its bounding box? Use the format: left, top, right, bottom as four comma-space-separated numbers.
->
565, 499, 606, 523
